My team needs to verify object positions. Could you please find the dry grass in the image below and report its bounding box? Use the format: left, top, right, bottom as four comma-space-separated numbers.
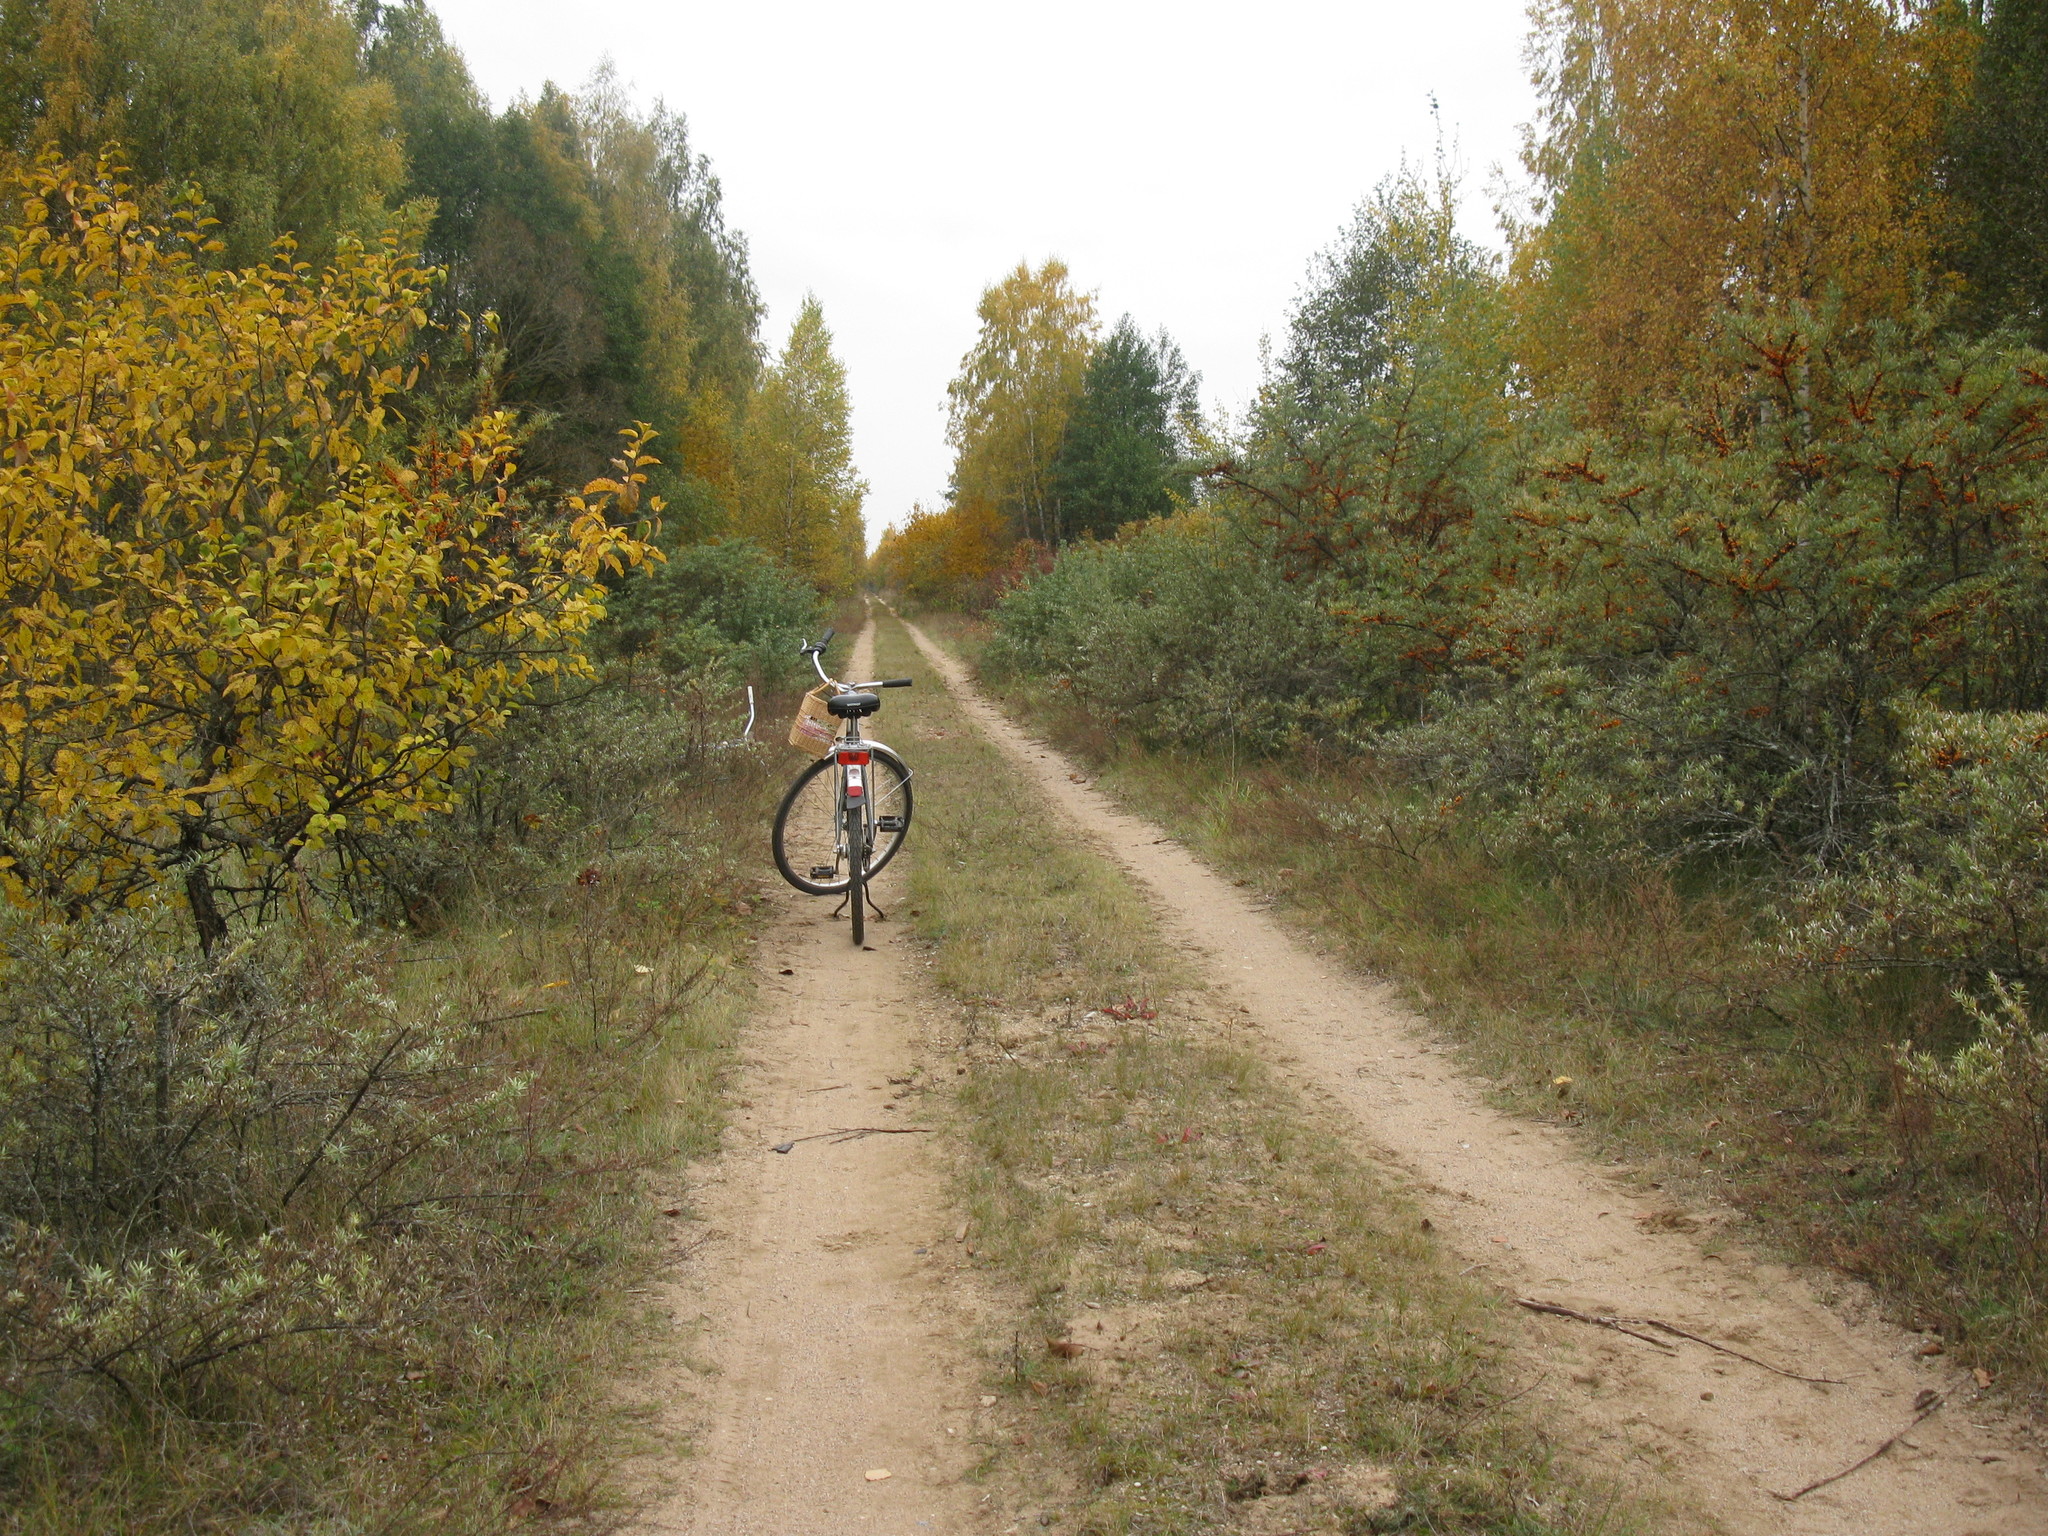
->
935, 612, 2048, 1400
870, 616, 1641, 1535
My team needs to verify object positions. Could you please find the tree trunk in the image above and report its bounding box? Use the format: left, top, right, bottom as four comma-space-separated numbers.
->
184, 860, 228, 957
178, 819, 229, 957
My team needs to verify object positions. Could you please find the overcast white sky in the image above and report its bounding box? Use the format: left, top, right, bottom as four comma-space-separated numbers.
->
428, 0, 1539, 545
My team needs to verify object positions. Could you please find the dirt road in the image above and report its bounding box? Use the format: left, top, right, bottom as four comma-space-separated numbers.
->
629, 625, 990, 1536
899, 615, 2048, 1536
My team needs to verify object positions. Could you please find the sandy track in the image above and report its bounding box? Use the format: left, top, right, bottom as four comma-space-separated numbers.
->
629, 625, 990, 1536
900, 615, 2048, 1536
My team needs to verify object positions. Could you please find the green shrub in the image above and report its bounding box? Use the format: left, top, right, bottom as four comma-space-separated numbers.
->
349, 678, 750, 925
599, 536, 824, 690
1795, 705, 2048, 978
0, 907, 524, 1426
1373, 663, 1752, 874
1423, 307, 2048, 869
984, 514, 1366, 753
1897, 977, 2048, 1262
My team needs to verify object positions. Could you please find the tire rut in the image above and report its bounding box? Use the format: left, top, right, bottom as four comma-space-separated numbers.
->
627, 622, 993, 1536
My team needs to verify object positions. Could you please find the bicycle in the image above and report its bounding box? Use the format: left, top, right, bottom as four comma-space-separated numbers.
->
769, 628, 914, 945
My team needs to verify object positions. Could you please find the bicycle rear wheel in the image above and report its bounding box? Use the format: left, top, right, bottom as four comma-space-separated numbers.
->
847, 803, 866, 945
771, 748, 913, 895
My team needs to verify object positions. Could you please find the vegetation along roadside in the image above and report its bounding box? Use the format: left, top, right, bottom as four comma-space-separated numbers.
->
0, 4, 874, 1513
868, 0, 2048, 1411
870, 614, 1644, 1535
940, 580, 2048, 1407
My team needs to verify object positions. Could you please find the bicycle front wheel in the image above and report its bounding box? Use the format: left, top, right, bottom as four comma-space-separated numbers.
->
771, 747, 913, 896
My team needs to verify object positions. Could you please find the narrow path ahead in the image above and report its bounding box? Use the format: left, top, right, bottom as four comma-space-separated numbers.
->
630, 625, 990, 1536
901, 615, 2048, 1536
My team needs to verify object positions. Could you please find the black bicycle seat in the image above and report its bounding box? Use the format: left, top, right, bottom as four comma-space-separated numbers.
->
826, 691, 881, 718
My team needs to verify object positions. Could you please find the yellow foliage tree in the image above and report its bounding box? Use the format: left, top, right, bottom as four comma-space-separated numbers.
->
870, 498, 1009, 606
733, 295, 865, 592
0, 157, 658, 948
945, 259, 1097, 547
1515, 0, 1973, 417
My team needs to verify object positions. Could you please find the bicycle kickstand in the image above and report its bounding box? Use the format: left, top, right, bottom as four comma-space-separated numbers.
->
829, 889, 888, 923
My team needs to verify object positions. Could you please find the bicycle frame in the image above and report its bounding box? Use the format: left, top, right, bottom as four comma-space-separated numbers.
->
772, 631, 915, 942
805, 647, 909, 888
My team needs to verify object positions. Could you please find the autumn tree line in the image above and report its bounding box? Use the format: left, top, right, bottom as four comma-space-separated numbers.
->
922, 0, 2048, 971
3, 0, 866, 587
873, 260, 1202, 598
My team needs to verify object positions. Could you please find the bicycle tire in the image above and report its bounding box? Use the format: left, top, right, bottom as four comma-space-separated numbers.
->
770, 747, 913, 895
847, 803, 866, 945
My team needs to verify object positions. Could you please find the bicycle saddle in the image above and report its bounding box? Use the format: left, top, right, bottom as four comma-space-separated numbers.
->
826, 690, 881, 718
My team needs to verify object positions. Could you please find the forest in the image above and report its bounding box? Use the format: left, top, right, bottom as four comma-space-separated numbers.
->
6, 0, 2048, 1530
884, 0, 2048, 1413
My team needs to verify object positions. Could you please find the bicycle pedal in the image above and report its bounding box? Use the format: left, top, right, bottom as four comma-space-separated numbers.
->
876, 816, 905, 832
809, 865, 837, 880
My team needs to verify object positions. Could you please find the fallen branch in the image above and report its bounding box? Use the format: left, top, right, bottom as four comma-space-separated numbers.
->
1515, 1298, 1843, 1384
1636, 1317, 1844, 1384
772, 1127, 937, 1153
825, 1126, 936, 1143
469, 1008, 551, 1028
1771, 1390, 1946, 1502
1514, 1298, 1677, 1352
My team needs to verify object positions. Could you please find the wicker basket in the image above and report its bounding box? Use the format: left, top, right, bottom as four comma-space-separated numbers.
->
788, 685, 838, 757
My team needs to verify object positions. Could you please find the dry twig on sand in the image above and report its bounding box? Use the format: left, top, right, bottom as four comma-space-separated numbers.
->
1514, 1298, 1844, 1384
1633, 1317, 1845, 1383
771, 1127, 937, 1152
1771, 1390, 1947, 1502
1513, 1298, 1678, 1353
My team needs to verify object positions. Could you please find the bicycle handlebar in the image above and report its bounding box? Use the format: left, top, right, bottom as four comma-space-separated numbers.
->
800, 628, 913, 693
798, 626, 914, 692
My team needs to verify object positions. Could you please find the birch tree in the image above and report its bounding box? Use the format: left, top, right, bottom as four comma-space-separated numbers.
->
734, 295, 866, 590
1514, 0, 1973, 417
945, 259, 1097, 547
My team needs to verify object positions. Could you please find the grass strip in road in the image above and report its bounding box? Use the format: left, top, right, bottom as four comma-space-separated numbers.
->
870, 615, 1640, 1536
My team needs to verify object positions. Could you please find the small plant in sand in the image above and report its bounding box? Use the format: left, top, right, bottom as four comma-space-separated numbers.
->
1896, 978, 2048, 1261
